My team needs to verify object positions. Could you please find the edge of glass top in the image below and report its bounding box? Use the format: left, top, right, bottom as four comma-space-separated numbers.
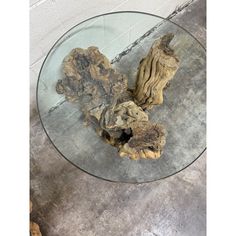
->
36, 11, 206, 184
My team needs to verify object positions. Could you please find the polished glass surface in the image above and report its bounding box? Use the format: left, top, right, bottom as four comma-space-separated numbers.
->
37, 12, 206, 183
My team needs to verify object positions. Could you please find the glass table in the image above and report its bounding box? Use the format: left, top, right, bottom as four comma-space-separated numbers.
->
37, 11, 206, 183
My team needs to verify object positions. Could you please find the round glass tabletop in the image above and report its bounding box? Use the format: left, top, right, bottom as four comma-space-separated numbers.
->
37, 11, 206, 183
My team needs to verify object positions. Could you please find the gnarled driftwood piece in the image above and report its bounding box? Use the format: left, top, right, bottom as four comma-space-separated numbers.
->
56, 46, 128, 122
56, 46, 169, 160
119, 122, 166, 160
30, 201, 42, 236
99, 101, 148, 146
134, 33, 179, 109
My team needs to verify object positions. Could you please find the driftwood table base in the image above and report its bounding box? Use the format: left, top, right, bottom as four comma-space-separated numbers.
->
55, 38, 176, 159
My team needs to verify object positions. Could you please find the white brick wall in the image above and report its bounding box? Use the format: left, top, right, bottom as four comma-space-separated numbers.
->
30, 0, 188, 115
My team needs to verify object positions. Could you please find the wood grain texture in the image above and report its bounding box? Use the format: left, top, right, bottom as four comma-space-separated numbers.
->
134, 33, 179, 109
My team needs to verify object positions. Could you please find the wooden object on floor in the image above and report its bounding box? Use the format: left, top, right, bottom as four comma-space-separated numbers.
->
134, 33, 179, 109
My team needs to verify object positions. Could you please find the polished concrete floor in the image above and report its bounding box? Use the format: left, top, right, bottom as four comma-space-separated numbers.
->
30, 0, 206, 235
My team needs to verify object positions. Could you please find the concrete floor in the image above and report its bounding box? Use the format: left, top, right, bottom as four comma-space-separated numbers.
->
30, 0, 206, 235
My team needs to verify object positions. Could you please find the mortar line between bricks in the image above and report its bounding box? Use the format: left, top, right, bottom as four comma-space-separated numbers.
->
166, 0, 195, 19
30, 0, 48, 10
29, 2, 195, 68
111, 0, 196, 63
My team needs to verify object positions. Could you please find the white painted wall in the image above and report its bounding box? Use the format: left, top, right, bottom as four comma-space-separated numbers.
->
30, 0, 189, 115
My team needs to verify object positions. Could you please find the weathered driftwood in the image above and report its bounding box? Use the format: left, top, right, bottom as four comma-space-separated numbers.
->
30, 222, 42, 236
30, 201, 42, 236
119, 122, 166, 160
56, 46, 128, 122
56, 46, 168, 160
99, 100, 149, 146
134, 33, 179, 109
